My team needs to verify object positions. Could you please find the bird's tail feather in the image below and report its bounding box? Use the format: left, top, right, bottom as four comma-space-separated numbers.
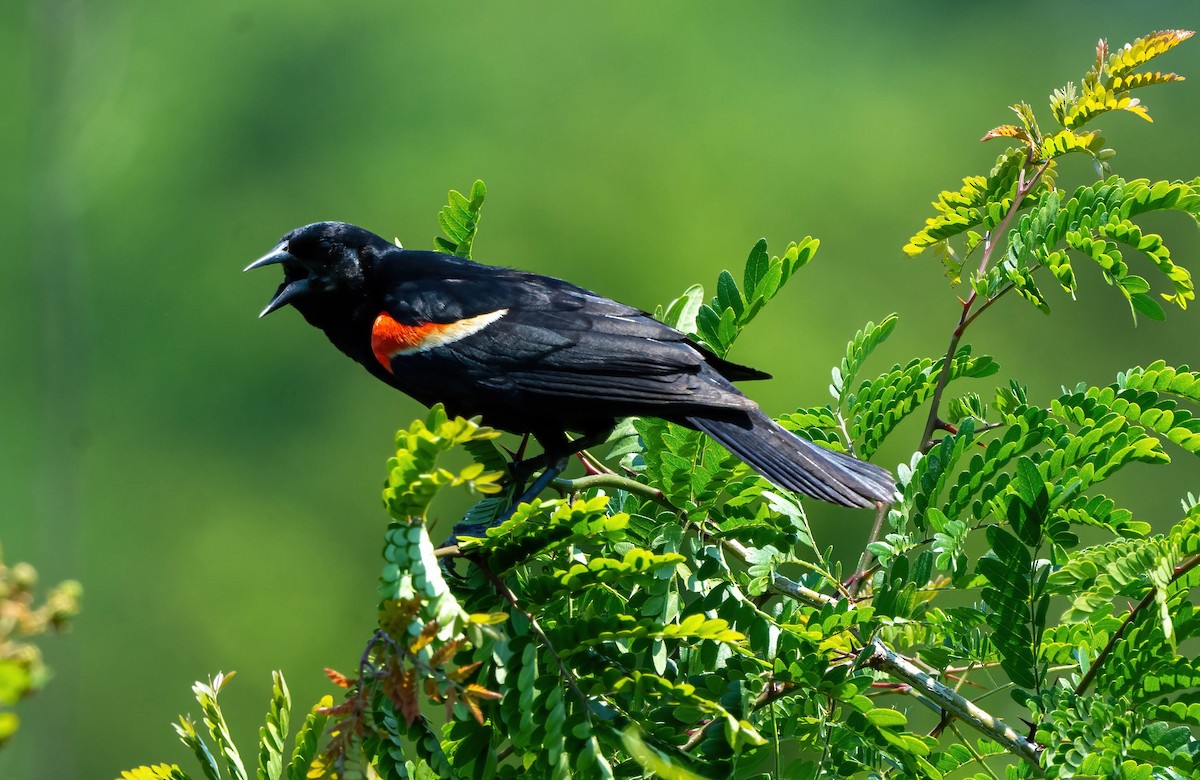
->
687, 410, 894, 508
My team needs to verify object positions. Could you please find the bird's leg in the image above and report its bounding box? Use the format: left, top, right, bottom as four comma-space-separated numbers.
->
506, 428, 614, 487
506, 455, 540, 491
496, 454, 571, 523
493, 429, 573, 523
495, 427, 616, 522
450, 427, 617, 540
502, 434, 535, 497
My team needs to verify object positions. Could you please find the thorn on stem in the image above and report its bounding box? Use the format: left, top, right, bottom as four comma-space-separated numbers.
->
577, 451, 603, 476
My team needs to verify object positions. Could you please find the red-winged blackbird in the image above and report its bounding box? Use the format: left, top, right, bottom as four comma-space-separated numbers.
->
247, 222, 894, 507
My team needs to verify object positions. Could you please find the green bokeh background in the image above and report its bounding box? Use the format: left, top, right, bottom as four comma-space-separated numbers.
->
5, 3, 1199, 777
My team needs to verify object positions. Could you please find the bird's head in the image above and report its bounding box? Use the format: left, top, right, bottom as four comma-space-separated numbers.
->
245, 221, 391, 318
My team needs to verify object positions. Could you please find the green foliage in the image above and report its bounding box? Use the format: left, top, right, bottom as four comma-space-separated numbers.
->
119, 766, 191, 780
693, 236, 818, 356
847, 346, 999, 459
905, 147, 1037, 256
907, 30, 1197, 322
978, 459, 1053, 692
127, 29, 1200, 780
382, 405, 505, 520
257, 673, 290, 780
128, 672, 332, 780
830, 314, 898, 406
0, 546, 81, 748
432, 179, 487, 258
1054, 30, 1193, 130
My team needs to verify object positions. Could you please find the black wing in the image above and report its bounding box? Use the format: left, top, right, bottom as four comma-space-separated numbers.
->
377, 251, 762, 413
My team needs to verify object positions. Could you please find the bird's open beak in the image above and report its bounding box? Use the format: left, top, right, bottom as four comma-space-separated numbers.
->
244, 243, 297, 273
258, 278, 312, 318
247, 243, 312, 317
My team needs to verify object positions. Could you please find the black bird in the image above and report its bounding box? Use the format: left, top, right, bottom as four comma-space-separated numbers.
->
246, 222, 894, 508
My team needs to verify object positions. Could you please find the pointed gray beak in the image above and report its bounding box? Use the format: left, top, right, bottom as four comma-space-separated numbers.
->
259, 278, 312, 318
244, 244, 297, 273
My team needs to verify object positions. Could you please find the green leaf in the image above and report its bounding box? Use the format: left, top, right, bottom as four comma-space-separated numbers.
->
742, 239, 770, 300
286, 697, 330, 780
0, 661, 31, 706
833, 314, 898, 405
716, 270, 744, 319
193, 674, 247, 780
433, 179, 487, 259
256, 672, 290, 780
173, 717, 221, 780
621, 727, 710, 780
905, 148, 1030, 255
120, 767, 193, 780
1129, 292, 1166, 321
382, 405, 503, 519
847, 347, 998, 458
865, 707, 908, 728
658, 284, 705, 333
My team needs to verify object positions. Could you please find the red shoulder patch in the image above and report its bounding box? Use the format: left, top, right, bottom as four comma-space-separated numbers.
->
371, 312, 443, 372
371, 308, 509, 371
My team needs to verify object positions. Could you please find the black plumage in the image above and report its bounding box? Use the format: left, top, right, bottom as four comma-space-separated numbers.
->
247, 221, 894, 508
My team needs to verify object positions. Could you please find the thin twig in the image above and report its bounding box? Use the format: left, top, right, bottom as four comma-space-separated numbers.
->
856, 165, 1045, 582
355, 629, 396, 713
718, 522, 850, 600
1074, 552, 1200, 696
722, 538, 840, 608
949, 722, 1003, 780
836, 409, 858, 458
861, 640, 1043, 771
577, 448, 615, 476
730, 548, 1044, 770
961, 281, 1014, 330
971, 666, 1073, 707
816, 696, 835, 778
753, 679, 796, 710
552, 473, 675, 508
849, 501, 889, 596
918, 161, 1051, 455
471, 558, 590, 707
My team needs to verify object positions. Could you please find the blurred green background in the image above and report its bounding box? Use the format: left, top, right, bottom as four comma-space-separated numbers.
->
5, 2, 1199, 777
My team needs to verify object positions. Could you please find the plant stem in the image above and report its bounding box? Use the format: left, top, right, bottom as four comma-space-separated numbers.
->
950, 722, 1003, 780
721, 538, 838, 609
577, 448, 615, 476
849, 501, 889, 596
854, 165, 1045, 569
1074, 551, 1200, 695
726, 544, 1044, 771
836, 409, 858, 458
552, 473, 674, 507
961, 280, 1014, 330
917, 161, 1051, 455
861, 640, 1043, 771
919, 298, 973, 454
472, 558, 590, 708
971, 666, 1074, 707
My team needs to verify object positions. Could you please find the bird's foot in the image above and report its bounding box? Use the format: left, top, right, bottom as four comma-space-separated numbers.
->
500, 455, 569, 519
445, 455, 569, 545
506, 452, 552, 488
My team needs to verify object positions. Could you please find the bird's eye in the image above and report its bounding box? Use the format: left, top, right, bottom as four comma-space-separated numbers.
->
318, 239, 332, 252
